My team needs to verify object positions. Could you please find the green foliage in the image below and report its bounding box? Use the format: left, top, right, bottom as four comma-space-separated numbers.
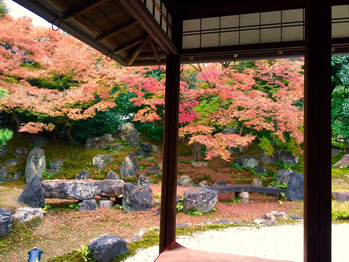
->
176, 196, 184, 212
187, 209, 203, 216
41, 171, 54, 179
332, 201, 349, 220
72, 111, 119, 142
43, 204, 52, 212
68, 203, 79, 210
27, 75, 78, 91
258, 136, 275, 156
0, 128, 13, 146
0, 87, 8, 99
232, 196, 241, 203
193, 96, 221, 119
331, 55, 349, 144
79, 244, 95, 262
0, 0, 8, 16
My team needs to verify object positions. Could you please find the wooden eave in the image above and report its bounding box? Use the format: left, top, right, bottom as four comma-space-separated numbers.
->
14, 0, 176, 66
13, 0, 349, 66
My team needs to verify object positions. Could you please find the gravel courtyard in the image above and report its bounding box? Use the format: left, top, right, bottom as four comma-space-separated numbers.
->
123, 223, 349, 262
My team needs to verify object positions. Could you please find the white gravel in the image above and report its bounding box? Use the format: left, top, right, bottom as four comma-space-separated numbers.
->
122, 223, 349, 262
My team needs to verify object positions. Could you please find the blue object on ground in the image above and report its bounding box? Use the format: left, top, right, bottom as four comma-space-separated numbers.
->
28, 247, 43, 262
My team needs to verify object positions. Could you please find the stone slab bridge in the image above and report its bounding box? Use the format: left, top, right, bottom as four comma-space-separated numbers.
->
41, 180, 125, 200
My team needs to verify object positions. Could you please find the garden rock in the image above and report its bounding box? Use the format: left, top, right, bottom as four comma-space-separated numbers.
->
0, 208, 13, 236
213, 220, 240, 225
261, 211, 288, 222
333, 154, 349, 168
93, 154, 112, 170
120, 153, 139, 177
14, 207, 43, 222
135, 142, 152, 157
286, 172, 304, 201
332, 192, 349, 202
122, 183, 153, 213
236, 192, 249, 203
119, 123, 139, 147
18, 175, 45, 208
177, 175, 193, 186
42, 180, 95, 200
254, 166, 268, 175
6, 159, 19, 167
79, 199, 98, 211
0, 145, 8, 157
152, 145, 160, 154
252, 178, 263, 187
137, 173, 152, 186
94, 180, 125, 198
50, 160, 64, 174
75, 170, 90, 180
198, 180, 208, 187
253, 219, 275, 226
85, 134, 115, 150
191, 162, 208, 167
0, 164, 8, 183
25, 147, 46, 183
109, 143, 123, 152
233, 156, 259, 168
157, 162, 162, 170
276, 150, 300, 166
259, 151, 276, 165
213, 181, 228, 186
88, 233, 129, 262
12, 172, 23, 181
145, 165, 160, 175
239, 146, 248, 153
106, 170, 119, 180
276, 169, 293, 185
29, 135, 48, 147
13, 148, 27, 157
99, 199, 113, 209
332, 148, 340, 157
182, 188, 218, 213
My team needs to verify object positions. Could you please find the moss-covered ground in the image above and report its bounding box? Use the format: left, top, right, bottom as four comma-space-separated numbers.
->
0, 134, 348, 261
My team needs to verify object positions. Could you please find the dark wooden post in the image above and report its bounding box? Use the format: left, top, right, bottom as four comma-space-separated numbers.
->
159, 54, 180, 252
304, 1, 332, 261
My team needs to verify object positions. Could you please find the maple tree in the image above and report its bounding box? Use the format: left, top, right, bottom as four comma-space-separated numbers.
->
0, 15, 117, 142
127, 60, 304, 161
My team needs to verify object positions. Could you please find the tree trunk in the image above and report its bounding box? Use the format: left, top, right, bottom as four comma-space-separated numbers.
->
66, 126, 77, 144
192, 142, 202, 162
12, 112, 21, 137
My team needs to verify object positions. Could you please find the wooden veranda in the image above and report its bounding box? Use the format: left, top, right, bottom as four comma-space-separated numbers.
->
13, 0, 349, 261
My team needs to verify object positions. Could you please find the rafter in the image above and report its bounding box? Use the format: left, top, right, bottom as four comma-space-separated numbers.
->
96, 21, 138, 42
119, 0, 177, 55
149, 38, 161, 63
72, 15, 103, 36
62, 0, 108, 22
126, 36, 151, 65
113, 38, 145, 54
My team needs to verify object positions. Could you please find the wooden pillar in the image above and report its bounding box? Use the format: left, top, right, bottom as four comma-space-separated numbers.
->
304, 1, 332, 261
159, 54, 180, 252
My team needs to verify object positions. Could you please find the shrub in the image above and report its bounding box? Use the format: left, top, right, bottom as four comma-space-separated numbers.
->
0, 128, 13, 146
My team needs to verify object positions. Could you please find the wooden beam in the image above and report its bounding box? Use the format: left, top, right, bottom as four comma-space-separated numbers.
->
149, 38, 161, 63
180, 0, 349, 19
62, 0, 108, 22
304, 1, 332, 261
113, 38, 145, 54
96, 20, 138, 42
126, 36, 151, 65
159, 54, 180, 253
72, 15, 103, 36
119, 0, 177, 55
